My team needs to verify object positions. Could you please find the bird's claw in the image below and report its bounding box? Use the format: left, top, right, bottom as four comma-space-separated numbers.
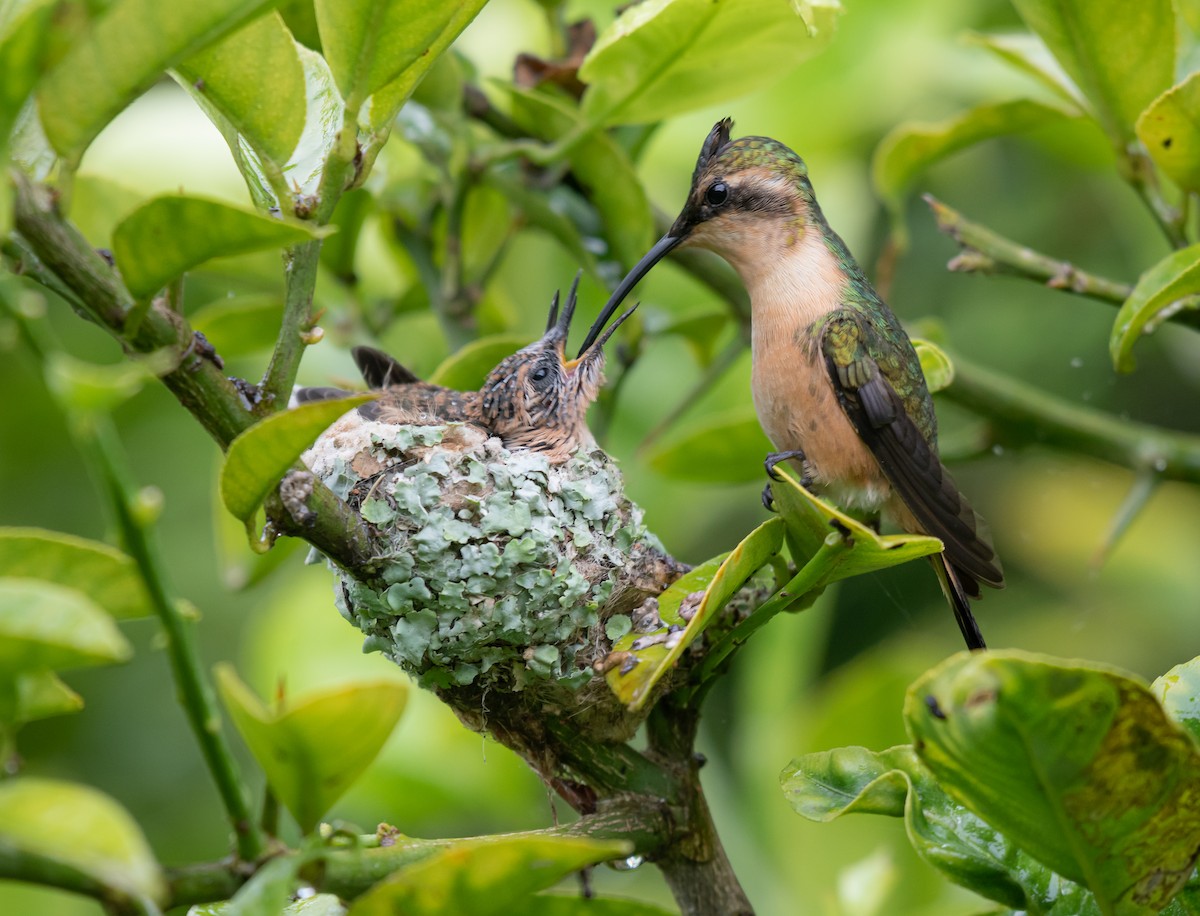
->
764, 450, 809, 483
761, 483, 776, 512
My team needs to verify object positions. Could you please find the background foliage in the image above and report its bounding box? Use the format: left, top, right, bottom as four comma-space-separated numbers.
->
2, 0, 1200, 913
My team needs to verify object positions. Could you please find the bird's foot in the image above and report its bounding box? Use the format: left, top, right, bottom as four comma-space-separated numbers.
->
764, 450, 812, 485
761, 483, 776, 512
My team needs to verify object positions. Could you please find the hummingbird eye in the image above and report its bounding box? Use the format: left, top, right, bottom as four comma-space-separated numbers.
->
705, 181, 730, 207
531, 366, 550, 383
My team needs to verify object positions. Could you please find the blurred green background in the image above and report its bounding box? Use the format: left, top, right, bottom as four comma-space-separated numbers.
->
3, 0, 1199, 913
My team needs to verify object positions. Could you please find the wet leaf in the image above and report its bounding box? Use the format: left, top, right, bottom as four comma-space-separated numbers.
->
1152, 657, 1200, 746
0, 777, 164, 902
645, 407, 773, 484
219, 393, 375, 524
191, 294, 284, 358
428, 334, 531, 391
965, 31, 1084, 109
913, 338, 954, 393
770, 466, 943, 580
36, 0, 282, 165
873, 99, 1073, 233
579, 0, 841, 126
1110, 243, 1200, 372
0, 579, 132, 675
314, 0, 487, 111
1137, 72, 1200, 194
1011, 0, 1175, 148
0, 527, 152, 619
908, 651, 1200, 913
347, 835, 630, 916
175, 12, 306, 167
112, 195, 326, 299
606, 519, 784, 710
215, 665, 407, 833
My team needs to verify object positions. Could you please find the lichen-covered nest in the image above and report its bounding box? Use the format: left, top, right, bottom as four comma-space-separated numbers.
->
303, 415, 684, 698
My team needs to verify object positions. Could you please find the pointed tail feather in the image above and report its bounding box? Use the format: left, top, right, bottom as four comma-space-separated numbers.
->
931, 554, 986, 650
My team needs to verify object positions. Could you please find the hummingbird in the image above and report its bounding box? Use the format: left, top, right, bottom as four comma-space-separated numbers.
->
578, 119, 1003, 650
296, 274, 638, 464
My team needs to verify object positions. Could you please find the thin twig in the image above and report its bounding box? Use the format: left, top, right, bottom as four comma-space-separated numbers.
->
260, 239, 323, 412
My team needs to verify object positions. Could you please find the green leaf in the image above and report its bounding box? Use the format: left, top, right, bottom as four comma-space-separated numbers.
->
873, 99, 1072, 232
215, 665, 407, 833
964, 31, 1085, 109
645, 407, 773, 484
174, 12, 306, 167
191, 294, 285, 358
347, 835, 631, 916
189, 892, 349, 916
1010, 0, 1175, 148
913, 338, 954, 394
1152, 657, 1200, 747
212, 463, 304, 590
112, 195, 326, 299
650, 311, 730, 367
428, 334, 531, 390
36, 0, 283, 165
908, 650, 1200, 913
505, 87, 654, 268
0, 0, 57, 143
219, 393, 375, 524
771, 466, 944, 581
8, 671, 83, 725
579, 0, 841, 126
606, 519, 785, 710
782, 744, 1107, 913
44, 351, 153, 414
314, 0, 487, 112
0, 528, 152, 619
0, 580, 132, 675
484, 172, 601, 278
1110, 243, 1200, 372
1137, 72, 1200, 194
519, 896, 677, 915
0, 777, 164, 902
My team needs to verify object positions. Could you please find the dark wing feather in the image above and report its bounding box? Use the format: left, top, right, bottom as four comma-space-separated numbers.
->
352, 346, 420, 388
293, 386, 352, 403
820, 314, 1003, 590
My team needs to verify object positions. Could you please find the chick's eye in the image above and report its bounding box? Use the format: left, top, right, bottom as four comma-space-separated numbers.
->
531, 366, 550, 382
705, 181, 729, 207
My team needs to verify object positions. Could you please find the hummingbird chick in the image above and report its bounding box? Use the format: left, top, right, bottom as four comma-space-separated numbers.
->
582, 119, 1003, 650
296, 274, 638, 463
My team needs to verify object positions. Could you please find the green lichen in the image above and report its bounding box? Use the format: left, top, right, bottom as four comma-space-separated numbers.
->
306, 419, 673, 692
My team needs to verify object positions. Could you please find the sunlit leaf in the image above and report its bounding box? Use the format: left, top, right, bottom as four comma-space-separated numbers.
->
314, 0, 487, 111
771, 466, 943, 581
219, 393, 375, 524
36, 0, 283, 165
645, 407, 772, 484
0, 528, 152, 619
0, 0, 57, 143
9, 671, 83, 725
782, 744, 1109, 912
964, 31, 1084, 109
191, 295, 284, 358
1137, 72, 1200, 194
606, 519, 784, 710
0, 778, 165, 902
174, 12, 306, 167
1110, 243, 1200, 372
427, 334, 530, 390
347, 835, 630, 916
216, 665, 407, 833
908, 651, 1200, 913
1152, 657, 1200, 746
0, 580, 132, 675
505, 87, 654, 268
873, 99, 1073, 232
579, 0, 841, 126
913, 338, 954, 393
112, 195, 326, 299
1010, 0, 1174, 148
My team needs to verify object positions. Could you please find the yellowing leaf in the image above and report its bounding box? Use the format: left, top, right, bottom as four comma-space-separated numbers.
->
219, 393, 375, 524
914, 338, 955, 393
1137, 72, 1200, 194
216, 666, 407, 833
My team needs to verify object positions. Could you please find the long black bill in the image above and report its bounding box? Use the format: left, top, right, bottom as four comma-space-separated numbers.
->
575, 233, 684, 357
545, 270, 582, 339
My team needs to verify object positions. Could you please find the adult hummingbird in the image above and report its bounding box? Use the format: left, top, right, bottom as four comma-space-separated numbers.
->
296, 274, 637, 464
578, 119, 1003, 649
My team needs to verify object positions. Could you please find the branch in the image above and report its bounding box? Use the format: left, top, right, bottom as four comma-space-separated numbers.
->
9, 171, 375, 569
260, 239, 323, 412
946, 352, 1200, 483
924, 194, 1141, 307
